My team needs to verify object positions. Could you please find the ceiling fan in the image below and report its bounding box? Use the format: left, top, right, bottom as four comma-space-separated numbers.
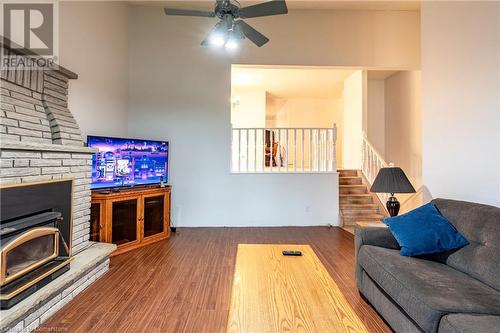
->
164, 0, 288, 49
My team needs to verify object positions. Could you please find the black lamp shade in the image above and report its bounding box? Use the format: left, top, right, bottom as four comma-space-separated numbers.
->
370, 167, 416, 194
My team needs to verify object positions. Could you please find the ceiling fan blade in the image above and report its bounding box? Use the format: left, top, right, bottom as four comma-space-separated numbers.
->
238, 0, 288, 19
236, 21, 269, 47
164, 8, 215, 17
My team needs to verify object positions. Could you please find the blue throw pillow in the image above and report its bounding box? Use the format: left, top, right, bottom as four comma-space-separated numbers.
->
383, 203, 469, 256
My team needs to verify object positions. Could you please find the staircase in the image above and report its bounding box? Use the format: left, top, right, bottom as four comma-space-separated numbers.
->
338, 169, 387, 233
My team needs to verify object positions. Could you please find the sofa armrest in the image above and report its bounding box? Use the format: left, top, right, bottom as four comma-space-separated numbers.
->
354, 226, 400, 257
355, 227, 400, 291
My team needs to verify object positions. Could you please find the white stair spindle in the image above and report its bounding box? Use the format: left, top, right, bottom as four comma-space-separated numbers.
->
245, 129, 249, 172
254, 129, 257, 172
231, 128, 234, 172
309, 129, 312, 172
270, 129, 273, 173
278, 129, 281, 173
302, 129, 305, 172
316, 130, 320, 172
285, 129, 289, 172
294, 129, 297, 173
262, 129, 265, 172
323, 130, 327, 172
238, 129, 241, 173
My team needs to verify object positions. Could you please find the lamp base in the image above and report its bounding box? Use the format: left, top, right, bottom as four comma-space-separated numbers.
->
386, 196, 400, 217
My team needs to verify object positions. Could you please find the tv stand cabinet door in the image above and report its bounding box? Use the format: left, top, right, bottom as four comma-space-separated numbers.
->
106, 195, 141, 250
90, 200, 106, 242
141, 191, 170, 241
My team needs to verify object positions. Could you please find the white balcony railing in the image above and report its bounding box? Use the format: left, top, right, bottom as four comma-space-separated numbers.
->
231, 125, 337, 173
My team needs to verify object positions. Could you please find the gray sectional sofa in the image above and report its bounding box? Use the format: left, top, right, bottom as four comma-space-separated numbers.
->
355, 198, 500, 333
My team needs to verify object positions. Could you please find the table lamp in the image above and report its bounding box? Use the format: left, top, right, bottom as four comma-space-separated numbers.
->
370, 166, 416, 217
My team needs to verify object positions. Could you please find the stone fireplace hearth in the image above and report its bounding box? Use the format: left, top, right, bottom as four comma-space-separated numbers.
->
0, 40, 115, 331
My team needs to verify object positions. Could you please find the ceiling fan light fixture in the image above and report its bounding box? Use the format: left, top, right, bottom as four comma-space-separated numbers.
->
208, 18, 230, 47
209, 34, 226, 47
225, 39, 239, 50
224, 26, 243, 51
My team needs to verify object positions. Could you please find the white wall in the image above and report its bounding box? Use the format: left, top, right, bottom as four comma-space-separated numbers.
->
385, 71, 421, 188
367, 79, 386, 156
126, 6, 419, 227
231, 10, 420, 68
365, 72, 422, 212
265, 93, 285, 127
342, 71, 364, 169
230, 88, 266, 128
421, 2, 500, 206
59, 1, 129, 139
385, 71, 422, 212
271, 98, 341, 128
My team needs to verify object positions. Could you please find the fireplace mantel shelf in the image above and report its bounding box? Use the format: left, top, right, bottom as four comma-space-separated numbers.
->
0, 142, 96, 154
0, 242, 116, 330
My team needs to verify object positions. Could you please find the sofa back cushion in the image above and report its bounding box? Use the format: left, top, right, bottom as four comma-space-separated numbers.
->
433, 198, 500, 291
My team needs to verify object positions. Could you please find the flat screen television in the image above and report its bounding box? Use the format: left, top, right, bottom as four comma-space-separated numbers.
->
87, 135, 169, 190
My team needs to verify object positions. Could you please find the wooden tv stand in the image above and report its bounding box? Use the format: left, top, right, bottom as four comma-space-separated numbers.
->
90, 186, 171, 256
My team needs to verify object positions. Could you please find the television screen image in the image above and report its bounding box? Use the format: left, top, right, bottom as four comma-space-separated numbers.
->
87, 136, 169, 189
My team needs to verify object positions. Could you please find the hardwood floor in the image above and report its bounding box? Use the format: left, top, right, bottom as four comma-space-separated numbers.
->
38, 227, 390, 333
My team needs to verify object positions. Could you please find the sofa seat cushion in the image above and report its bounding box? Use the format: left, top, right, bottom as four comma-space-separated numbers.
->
358, 245, 500, 333
438, 314, 500, 333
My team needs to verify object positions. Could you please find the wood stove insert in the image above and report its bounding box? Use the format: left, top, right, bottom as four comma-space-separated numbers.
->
0, 179, 73, 309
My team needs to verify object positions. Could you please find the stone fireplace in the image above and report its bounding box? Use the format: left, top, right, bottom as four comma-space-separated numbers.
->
0, 41, 115, 331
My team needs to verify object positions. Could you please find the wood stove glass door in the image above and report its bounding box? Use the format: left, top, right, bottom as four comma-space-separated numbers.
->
1, 227, 59, 286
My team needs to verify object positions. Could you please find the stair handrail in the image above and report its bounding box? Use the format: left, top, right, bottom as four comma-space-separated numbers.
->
361, 133, 390, 213
361, 132, 389, 183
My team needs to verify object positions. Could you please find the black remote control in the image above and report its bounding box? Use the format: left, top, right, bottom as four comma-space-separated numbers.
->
282, 250, 302, 256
